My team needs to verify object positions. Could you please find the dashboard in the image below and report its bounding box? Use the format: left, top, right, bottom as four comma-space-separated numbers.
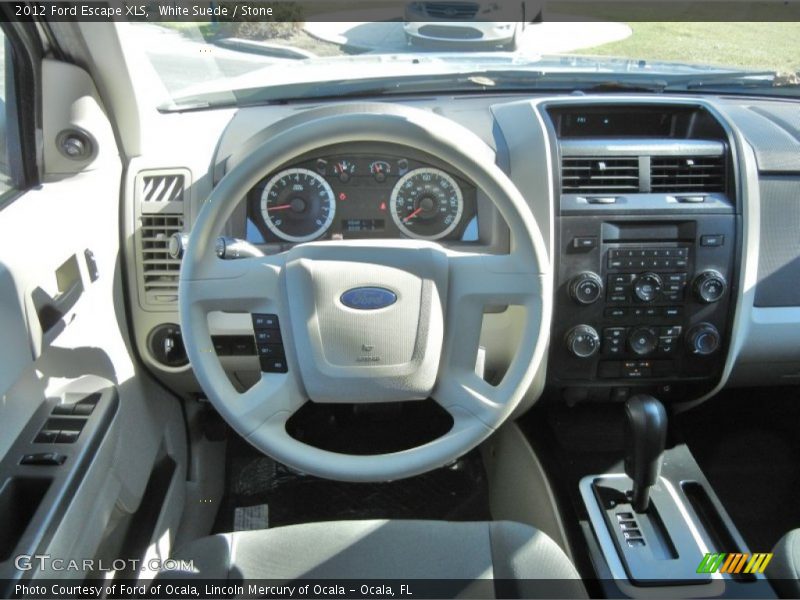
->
244, 150, 478, 245
127, 92, 800, 408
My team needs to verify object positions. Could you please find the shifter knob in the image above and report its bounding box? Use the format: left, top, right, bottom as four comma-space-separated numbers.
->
624, 395, 668, 513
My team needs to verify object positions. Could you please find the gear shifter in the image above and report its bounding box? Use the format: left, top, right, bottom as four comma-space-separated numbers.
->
624, 394, 667, 513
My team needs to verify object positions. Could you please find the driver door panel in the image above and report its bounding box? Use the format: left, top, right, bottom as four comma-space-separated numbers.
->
0, 29, 187, 583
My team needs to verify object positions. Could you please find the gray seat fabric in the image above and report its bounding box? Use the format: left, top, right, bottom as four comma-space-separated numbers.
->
771, 529, 800, 598
160, 519, 586, 598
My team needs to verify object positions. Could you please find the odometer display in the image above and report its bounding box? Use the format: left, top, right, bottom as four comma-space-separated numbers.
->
390, 168, 464, 240
260, 168, 335, 242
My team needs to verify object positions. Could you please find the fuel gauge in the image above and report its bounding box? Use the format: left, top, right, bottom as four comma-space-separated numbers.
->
333, 159, 355, 183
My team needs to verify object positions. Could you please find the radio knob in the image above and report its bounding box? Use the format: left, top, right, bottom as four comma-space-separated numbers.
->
693, 270, 727, 303
687, 323, 721, 355
569, 272, 603, 305
566, 325, 600, 358
632, 272, 662, 303
628, 327, 658, 356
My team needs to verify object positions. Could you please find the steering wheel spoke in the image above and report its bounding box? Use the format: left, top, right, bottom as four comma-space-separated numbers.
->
179, 254, 285, 312
433, 250, 548, 427
232, 370, 307, 433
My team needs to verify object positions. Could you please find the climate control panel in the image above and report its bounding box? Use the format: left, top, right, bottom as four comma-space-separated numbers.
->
550, 214, 735, 397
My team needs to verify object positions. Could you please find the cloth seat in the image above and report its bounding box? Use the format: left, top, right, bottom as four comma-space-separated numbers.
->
158, 519, 586, 598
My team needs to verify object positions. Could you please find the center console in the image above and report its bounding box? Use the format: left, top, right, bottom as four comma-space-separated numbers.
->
544, 102, 739, 402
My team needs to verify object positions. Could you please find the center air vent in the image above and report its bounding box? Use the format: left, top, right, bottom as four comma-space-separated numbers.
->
650, 156, 725, 193
140, 214, 183, 299
561, 157, 639, 194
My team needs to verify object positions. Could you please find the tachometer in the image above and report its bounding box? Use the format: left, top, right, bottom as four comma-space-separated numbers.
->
390, 168, 464, 240
260, 168, 335, 242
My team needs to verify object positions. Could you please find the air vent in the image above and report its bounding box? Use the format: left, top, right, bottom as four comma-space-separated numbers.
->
421, 2, 479, 19
141, 174, 185, 203
650, 156, 725, 193
561, 157, 639, 194
140, 214, 182, 294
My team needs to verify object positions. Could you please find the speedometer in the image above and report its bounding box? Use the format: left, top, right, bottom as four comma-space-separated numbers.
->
389, 168, 464, 240
260, 168, 335, 243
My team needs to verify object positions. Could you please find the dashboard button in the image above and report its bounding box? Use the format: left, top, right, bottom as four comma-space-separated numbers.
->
572, 236, 598, 250
700, 234, 724, 247
257, 344, 285, 359
687, 323, 721, 355
566, 325, 601, 358
213, 338, 230, 356
604, 327, 626, 340
255, 329, 282, 344
610, 274, 634, 285
694, 270, 727, 303
21, 452, 67, 466
56, 430, 80, 444
72, 403, 95, 416
260, 357, 288, 373
628, 328, 659, 356
252, 314, 280, 329
569, 272, 604, 305
658, 336, 677, 353
605, 307, 628, 318
34, 430, 60, 444
666, 273, 687, 284
632, 273, 662, 303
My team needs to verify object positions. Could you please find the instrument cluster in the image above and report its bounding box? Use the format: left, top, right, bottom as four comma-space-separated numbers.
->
246, 153, 478, 244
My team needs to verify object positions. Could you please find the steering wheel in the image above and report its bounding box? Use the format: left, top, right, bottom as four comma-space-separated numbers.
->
179, 104, 551, 482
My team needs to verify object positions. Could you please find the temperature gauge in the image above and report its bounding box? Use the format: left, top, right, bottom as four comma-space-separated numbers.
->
369, 160, 391, 182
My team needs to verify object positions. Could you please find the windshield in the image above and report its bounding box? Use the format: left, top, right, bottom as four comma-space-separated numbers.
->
117, 7, 800, 110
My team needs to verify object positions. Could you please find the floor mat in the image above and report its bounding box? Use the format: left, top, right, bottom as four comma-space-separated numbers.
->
213, 416, 490, 533
676, 386, 800, 552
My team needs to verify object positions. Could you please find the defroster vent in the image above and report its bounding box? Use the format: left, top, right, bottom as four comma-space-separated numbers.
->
141, 174, 185, 203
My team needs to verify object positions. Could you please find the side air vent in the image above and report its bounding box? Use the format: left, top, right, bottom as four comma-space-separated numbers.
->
140, 214, 183, 295
134, 169, 190, 309
141, 174, 185, 203
561, 157, 640, 194
650, 156, 725, 193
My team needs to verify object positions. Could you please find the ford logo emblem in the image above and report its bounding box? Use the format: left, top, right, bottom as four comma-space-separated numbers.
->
340, 287, 397, 310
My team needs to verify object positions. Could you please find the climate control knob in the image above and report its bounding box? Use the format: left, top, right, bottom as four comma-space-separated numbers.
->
687, 323, 721, 355
693, 270, 727, 303
628, 327, 659, 356
632, 272, 663, 302
569, 272, 603, 305
566, 325, 600, 358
